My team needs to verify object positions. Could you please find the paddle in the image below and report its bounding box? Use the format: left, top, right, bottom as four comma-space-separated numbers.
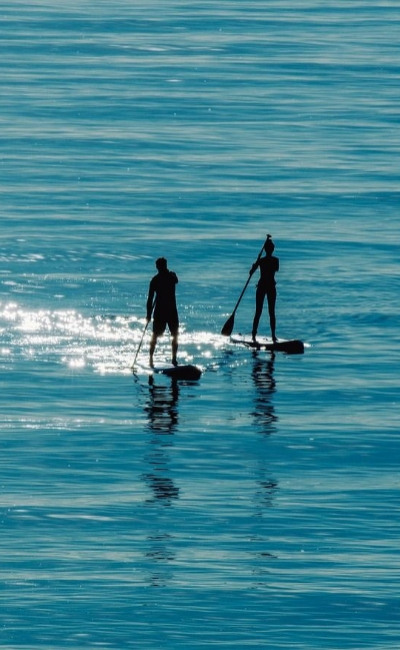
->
221, 235, 269, 337
131, 318, 151, 369
131, 296, 157, 369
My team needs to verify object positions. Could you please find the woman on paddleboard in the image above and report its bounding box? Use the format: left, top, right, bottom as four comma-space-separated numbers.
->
250, 234, 279, 342
146, 257, 179, 367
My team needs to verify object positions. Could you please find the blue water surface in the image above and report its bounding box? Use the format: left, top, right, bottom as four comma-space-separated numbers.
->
1, 2, 399, 648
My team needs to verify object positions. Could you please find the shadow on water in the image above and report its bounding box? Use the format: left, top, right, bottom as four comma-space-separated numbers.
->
140, 375, 181, 587
251, 350, 278, 435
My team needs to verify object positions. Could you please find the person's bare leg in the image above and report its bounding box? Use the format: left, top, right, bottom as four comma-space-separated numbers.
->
149, 334, 157, 367
252, 287, 265, 341
267, 291, 277, 342
171, 335, 178, 366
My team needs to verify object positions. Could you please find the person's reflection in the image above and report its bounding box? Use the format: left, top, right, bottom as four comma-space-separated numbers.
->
145, 532, 175, 587
251, 350, 277, 434
142, 375, 180, 505
141, 375, 180, 587
144, 374, 179, 434
250, 468, 279, 588
249, 350, 280, 588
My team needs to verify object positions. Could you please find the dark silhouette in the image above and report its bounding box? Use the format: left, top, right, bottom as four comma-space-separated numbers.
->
250, 235, 279, 342
146, 257, 179, 367
221, 237, 268, 337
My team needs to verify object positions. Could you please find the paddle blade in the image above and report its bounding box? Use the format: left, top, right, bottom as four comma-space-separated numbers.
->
221, 313, 235, 336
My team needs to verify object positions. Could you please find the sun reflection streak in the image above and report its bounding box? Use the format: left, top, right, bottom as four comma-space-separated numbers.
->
0, 301, 222, 375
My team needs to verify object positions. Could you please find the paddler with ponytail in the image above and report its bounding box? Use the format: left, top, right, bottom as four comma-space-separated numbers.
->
249, 234, 279, 342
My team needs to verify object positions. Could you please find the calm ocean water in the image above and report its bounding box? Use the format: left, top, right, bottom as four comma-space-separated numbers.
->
1, 1, 399, 648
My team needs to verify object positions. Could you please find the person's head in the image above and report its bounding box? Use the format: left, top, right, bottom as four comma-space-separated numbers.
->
156, 257, 168, 271
264, 235, 275, 254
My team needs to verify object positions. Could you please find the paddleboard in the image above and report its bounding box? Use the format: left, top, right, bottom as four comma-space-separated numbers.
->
230, 335, 305, 355
134, 363, 202, 380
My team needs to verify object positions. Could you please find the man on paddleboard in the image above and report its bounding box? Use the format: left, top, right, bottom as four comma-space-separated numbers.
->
146, 257, 179, 367
250, 234, 279, 342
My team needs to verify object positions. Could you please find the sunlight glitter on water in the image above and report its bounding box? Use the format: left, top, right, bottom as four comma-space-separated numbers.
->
0, 301, 225, 375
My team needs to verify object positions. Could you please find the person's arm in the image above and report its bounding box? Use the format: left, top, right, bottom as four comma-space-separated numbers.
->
249, 259, 260, 276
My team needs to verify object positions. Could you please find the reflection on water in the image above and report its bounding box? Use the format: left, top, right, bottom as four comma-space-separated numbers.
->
251, 351, 277, 434
143, 470, 179, 505
0, 300, 220, 375
142, 376, 180, 506
248, 352, 280, 585
145, 533, 176, 588
255, 478, 279, 509
144, 376, 179, 434
141, 376, 181, 586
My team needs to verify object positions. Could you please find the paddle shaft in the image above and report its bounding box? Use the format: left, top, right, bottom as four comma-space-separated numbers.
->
131, 299, 155, 369
131, 319, 150, 369
221, 235, 269, 336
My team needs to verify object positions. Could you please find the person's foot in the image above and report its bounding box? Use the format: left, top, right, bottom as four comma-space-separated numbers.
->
251, 332, 257, 342
272, 336, 277, 343
172, 358, 178, 367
